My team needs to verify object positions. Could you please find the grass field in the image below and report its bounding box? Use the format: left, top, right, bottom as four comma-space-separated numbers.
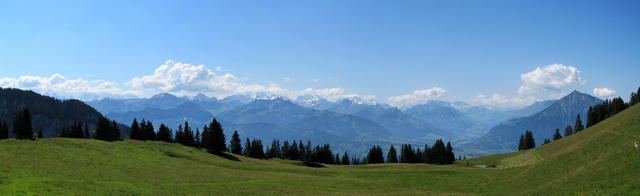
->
2, 104, 640, 195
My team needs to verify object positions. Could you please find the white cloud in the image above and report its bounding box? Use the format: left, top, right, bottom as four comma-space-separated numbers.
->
593, 88, 616, 97
282, 77, 291, 83
126, 60, 268, 98
312, 78, 319, 84
518, 64, 586, 94
0, 74, 140, 100
387, 87, 446, 107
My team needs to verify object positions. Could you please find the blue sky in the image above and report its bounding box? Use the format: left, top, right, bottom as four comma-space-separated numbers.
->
1, 0, 639, 107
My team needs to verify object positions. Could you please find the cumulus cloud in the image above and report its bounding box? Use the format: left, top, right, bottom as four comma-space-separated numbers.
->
0, 74, 140, 100
386, 87, 446, 107
518, 64, 586, 94
593, 88, 616, 97
126, 60, 267, 97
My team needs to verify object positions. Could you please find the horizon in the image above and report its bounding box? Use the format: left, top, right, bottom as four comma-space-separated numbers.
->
1, 1, 639, 108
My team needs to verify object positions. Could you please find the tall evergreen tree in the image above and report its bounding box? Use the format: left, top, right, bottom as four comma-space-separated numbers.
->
230, 130, 242, 154
335, 153, 341, 165
13, 108, 33, 140
553, 128, 562, 141
564, 125, 573, 137
243, 138, 251, 156
386, 145, 398, 163
518, 134, 525, 151
205, 118, 226, 153
367, 145, 384, 164
445, 141, 455, 164
195, 129, 201, 148
543, 138, 551, 145
84, 123, 90, 139
144, 120, 155, 140
524, 130, 535, 149
129, 118, 141, 140
156, 123, 172, 142
94, 117, 120, 141
574, 114, 584, 133
631, 87, 640, 106
341, 152, 350, 165
37, 128, 43, 138
0, 121, 8, 139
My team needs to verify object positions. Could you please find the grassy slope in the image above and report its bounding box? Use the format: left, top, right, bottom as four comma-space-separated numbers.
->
1, 104, 639, 195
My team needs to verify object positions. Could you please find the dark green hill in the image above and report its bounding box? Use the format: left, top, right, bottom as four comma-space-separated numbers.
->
0, 88, 128, 138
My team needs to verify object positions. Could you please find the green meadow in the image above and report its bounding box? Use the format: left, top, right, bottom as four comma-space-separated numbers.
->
2, 104, 640, 195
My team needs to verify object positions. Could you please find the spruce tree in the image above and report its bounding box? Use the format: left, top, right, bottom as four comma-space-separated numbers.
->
564, 125, 573, 137
37, 128, 43, 138
84, 123, 90, 139
95, 117, 120, 141
130, 118, 141, 140
243, 138, 251, 156
543, 138, 551, 145
553, 128, 562, 141
144, 120, 155, 140
335, 153, 341, 165
387, 145, 398, 163
206, 118, 226, 153
230, 130, 242, 154
446, 141, 455, 164
195, 129, 201, 148
13, 108, 33, 140
518, 134, 525, 151
574, 114, 584, 133
157, 123, 172, 142
524, 130, 535, 149
0, 121, 8, 139
341, 152, 350, 165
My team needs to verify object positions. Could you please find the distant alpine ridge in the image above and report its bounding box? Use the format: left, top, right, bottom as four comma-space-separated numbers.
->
467, 91, 602, 154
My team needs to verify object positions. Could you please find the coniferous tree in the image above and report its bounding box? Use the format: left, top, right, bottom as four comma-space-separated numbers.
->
574, 114, 584, 133
553, 128, 562, 141
205, 118, 226, 153
195, 129, 201, 148
543, 138, 551, 145
0, 121, 8, 139
182, 121, 195, 147
341, 152, 350, 165
586, 107, 596, 128
445, 141, 455, 164
335, 153, 341, 165
144, 120, 155, 140
37, 128, 43, 138
230, 130, 242, 154
13, 108, 33, 140
524, 130, 535, 149
415, 148, 423, 163
94, 117, 120, 141
422, 144, 431, 164
281, 140, 290, 159
290, 140, 299, 160
387, 145, 398, 163
243, 138, 251, 156
367, 145, 384, 164
631, 87, 640, 106
564, 125, 573, 137
518, 134, 525, 151
84, 123, 90, 139
175, 124, 184, 144
129, 118, 141, 140
157, 123, 172, 142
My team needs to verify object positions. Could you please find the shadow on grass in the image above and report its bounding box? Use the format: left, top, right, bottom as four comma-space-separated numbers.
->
214, 152, 240, 161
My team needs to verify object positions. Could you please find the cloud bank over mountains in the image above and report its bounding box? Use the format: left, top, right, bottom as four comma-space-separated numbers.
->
0, 61, 603, 108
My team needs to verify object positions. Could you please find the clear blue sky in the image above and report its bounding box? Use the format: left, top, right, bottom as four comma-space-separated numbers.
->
1, 0, 639, 107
